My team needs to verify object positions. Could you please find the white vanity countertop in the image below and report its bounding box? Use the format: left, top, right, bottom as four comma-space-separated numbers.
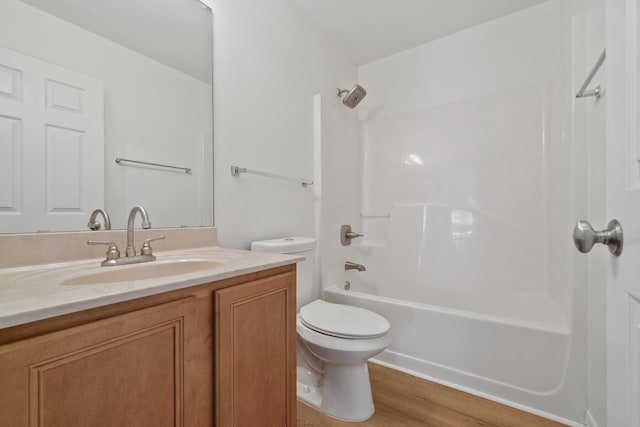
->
0, 246, 302, 329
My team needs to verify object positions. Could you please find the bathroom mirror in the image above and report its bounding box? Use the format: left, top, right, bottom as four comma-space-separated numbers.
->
0, 0, 213, 233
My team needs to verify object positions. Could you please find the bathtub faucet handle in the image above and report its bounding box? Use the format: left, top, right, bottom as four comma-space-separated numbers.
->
341, 225, 364, 246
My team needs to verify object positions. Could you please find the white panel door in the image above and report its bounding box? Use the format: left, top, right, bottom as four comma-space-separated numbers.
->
0, 46, 104, 233
607, 1, 640, 426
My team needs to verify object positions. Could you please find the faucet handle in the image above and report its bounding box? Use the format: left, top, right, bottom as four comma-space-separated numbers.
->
345, 231, 364, 239
141, 236, 165, 255
87, 240, 120, 260
341, 225, 364, 246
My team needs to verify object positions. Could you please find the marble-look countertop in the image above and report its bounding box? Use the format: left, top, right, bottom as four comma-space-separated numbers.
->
0, 246, 302, 329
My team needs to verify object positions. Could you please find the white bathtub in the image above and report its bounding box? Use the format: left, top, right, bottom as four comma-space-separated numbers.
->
323, 283, 579, 425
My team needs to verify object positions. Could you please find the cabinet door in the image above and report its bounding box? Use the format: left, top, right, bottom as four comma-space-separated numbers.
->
216, 272, 296, 427
0, 297, 197, 427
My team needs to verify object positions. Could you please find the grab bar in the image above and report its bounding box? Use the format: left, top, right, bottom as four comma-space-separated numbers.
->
115, 157, 192, 174
230, 165, 313, 187
576, 49, 606, 99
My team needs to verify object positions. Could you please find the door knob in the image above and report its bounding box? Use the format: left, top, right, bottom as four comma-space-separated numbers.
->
573, 219, 623, 256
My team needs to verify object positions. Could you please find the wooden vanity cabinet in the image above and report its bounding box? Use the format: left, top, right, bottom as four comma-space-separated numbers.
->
215, 270, 296, 427
0, 265, 296, 427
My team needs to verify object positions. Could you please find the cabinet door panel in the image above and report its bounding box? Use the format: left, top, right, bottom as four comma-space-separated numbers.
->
0, 297, 197, 426
216, 272, 296, 427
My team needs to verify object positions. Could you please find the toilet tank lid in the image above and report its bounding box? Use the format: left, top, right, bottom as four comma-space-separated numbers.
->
251, 236, 316, 253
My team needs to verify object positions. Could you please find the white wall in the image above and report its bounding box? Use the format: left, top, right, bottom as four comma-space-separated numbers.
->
0, 0, 213, 229
212, 0, 357, 251
313, 93, 362, 294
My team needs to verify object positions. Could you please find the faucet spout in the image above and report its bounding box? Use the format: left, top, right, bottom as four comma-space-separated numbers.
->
126, 205, 151, 257
88, 209, 111, 230
345, 261, 366, 272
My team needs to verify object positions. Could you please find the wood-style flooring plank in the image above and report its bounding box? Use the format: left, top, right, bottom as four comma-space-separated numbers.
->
297, 363, 567, 427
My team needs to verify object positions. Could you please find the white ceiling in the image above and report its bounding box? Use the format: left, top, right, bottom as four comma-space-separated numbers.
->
292, 0, 549, 65
18, 0, 213, 83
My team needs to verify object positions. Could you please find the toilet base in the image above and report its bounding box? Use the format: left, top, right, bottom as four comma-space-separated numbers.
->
297, 362, 375, 422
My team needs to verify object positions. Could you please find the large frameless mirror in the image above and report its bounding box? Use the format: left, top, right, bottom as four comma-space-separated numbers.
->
0, 0, 213, 233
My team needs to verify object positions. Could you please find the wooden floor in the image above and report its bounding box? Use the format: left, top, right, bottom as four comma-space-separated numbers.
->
297, 363, 567, 427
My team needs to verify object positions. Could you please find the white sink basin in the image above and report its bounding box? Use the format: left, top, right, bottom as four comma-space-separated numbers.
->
61, 260, 224, 285
12, 252, 241, 288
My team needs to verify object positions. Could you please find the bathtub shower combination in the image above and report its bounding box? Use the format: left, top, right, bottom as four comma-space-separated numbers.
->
319, 2, 586, 424
324, 206, 572, 418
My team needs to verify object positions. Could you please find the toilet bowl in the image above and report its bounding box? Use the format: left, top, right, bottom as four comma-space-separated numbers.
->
250, 237, 392, 421
296, 299, 391, 421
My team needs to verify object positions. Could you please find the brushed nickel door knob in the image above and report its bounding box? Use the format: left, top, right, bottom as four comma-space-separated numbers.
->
573, 219, 623, 256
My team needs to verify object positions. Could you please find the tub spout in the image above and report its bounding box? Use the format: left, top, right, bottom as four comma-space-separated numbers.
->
345, 261, 366, 272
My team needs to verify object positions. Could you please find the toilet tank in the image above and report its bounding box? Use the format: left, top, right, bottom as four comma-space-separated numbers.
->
251, 237, 315, 309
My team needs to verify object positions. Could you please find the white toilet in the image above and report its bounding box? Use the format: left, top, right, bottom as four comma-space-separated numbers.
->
251, 237, 391, 422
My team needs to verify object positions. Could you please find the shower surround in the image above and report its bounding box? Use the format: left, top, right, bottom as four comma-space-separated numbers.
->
318, 2, 588, 425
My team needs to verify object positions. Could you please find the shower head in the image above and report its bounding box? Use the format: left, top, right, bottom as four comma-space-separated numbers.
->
337, 85, 367, 109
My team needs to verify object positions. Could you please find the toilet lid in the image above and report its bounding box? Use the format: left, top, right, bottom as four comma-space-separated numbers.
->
299, 300, 390, 339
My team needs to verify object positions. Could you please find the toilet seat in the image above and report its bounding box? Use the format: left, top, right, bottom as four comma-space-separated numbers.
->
300, 300, 390, 339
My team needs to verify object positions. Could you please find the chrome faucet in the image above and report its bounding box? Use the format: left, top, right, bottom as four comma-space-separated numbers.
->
126, 205, 151, 256
88, 209, 111, 230
87, 205, 164, 266
345, 261, 366, 272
